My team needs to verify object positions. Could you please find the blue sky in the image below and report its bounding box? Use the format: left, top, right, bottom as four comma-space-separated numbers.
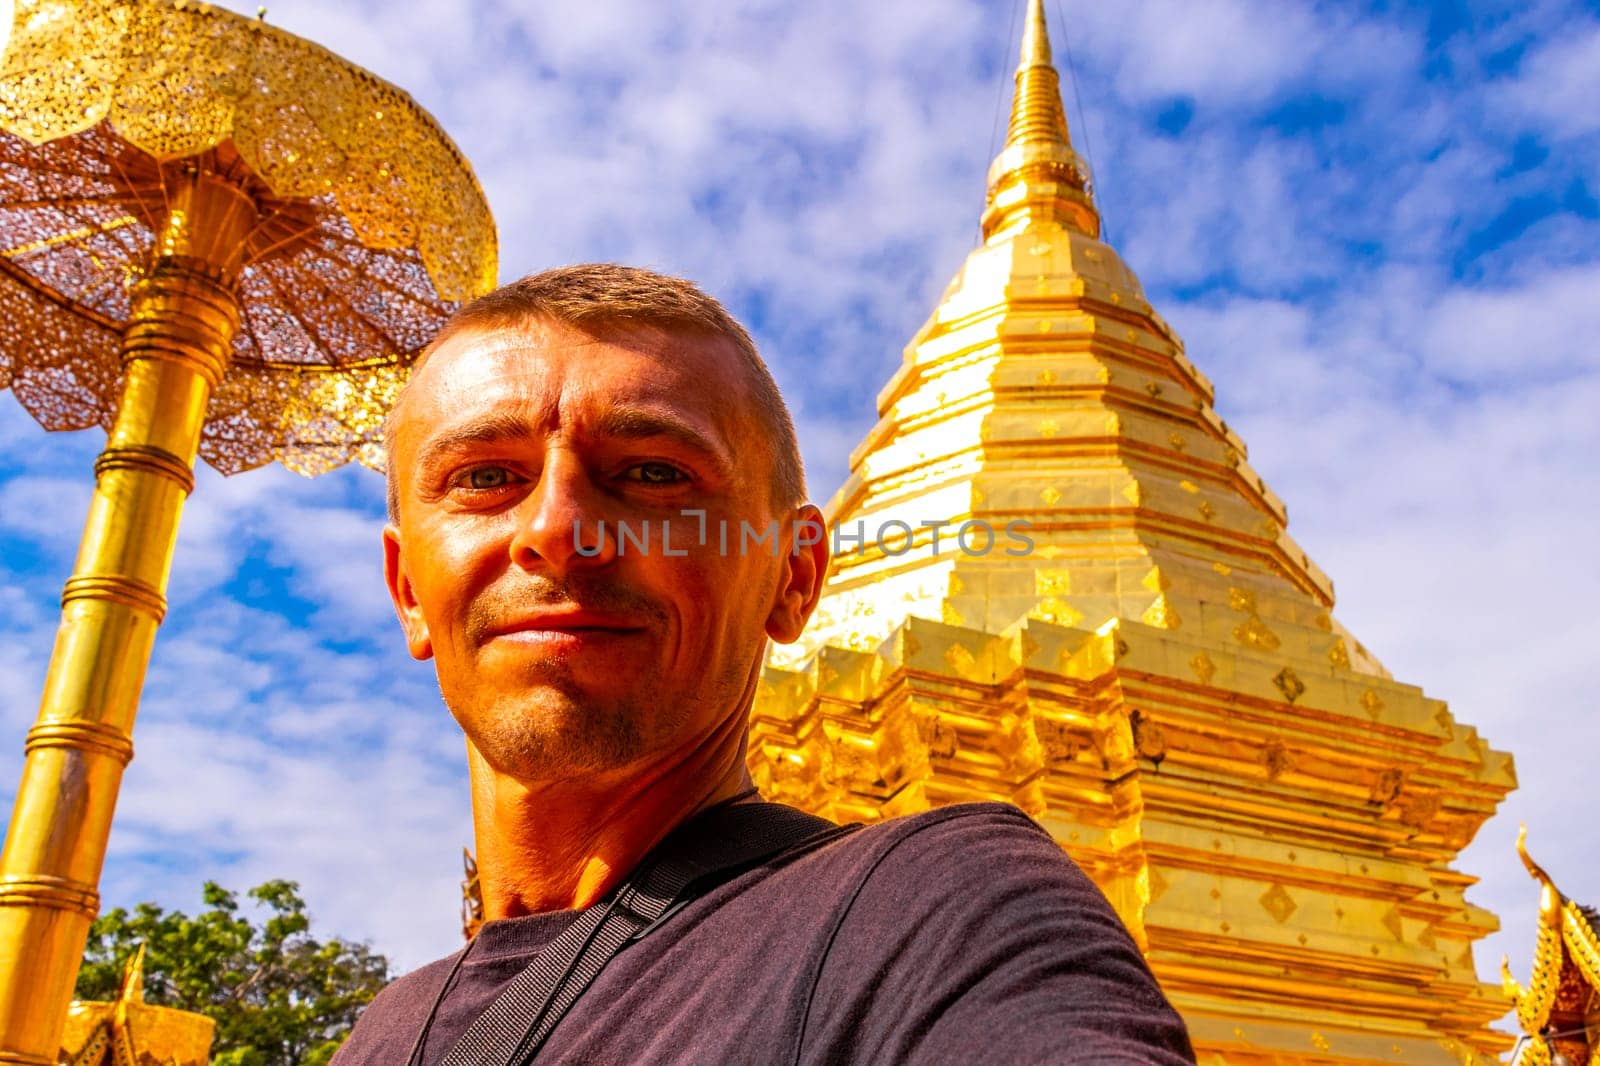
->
1, 0, 1597, 1006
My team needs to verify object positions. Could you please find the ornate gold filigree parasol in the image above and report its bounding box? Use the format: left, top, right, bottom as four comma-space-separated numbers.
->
0, 1, 496, 1059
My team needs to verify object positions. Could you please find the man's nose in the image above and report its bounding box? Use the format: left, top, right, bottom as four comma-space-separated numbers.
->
508, 450, 618, 572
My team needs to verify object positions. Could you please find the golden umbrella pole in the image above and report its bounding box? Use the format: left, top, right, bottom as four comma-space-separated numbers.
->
0, 0, 497, 1056
0, 173, 253, 1063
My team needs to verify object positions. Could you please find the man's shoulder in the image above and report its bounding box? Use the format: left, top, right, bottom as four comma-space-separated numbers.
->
774, 798, 1135, 982
812, 800, 1057, 865
844, 799, 1041, 837
330, 951, 462, 1064
790, 802, 1196, 1064
377, 951, 464, 1005
768, 799, 1075, 907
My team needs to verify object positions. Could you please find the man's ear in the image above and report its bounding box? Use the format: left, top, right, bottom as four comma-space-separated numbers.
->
766, 503, 830, 644
383, 523, 434, 660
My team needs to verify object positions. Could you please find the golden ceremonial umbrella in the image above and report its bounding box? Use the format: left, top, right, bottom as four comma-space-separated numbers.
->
0, 1, 496, 1059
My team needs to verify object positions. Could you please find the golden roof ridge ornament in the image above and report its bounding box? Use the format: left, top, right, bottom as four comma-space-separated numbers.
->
59, 944, 215, 1066
116, 944, 144, 1007
1517, 822, 1562, 898
1504, 826, 1600, 1066
982, 0, 1098, 241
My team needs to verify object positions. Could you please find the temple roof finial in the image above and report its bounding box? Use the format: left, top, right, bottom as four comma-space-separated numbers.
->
1020, 0, 1053, 66
983, 0, 1099, 240
1517, 824, 1565, 923
1007, 0, 1066, 146
116, 944, 146, 1007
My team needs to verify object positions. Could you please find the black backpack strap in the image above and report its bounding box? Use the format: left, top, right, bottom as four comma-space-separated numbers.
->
439, 801, 855, 1066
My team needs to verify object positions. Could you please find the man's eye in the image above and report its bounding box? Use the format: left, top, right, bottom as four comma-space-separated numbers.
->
463, 467, 513, 490
626, 462, 687, 485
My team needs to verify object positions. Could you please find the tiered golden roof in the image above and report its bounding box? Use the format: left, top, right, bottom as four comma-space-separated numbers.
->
1503, 829, 1600, 1066
750, 2, 1516, 1061
59, 947, 214, 1066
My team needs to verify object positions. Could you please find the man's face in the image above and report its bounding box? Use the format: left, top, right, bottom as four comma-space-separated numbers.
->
383, 321, 822, 783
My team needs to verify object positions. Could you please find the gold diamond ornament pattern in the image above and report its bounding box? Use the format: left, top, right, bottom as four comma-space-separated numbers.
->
1259, 883, 1299, 924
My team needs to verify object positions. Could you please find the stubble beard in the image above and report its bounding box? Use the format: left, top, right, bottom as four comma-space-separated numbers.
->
452, 664, 673, 783
453, 576, 682, 780
446, 638, 762, 785
446, 577, 769, 783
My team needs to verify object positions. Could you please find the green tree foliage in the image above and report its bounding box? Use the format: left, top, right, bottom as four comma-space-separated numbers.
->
75, 880, 389, 1066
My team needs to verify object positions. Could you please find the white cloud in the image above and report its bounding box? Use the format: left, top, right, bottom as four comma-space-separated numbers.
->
259, 499, 398, 631
1421, 263, 1600, 385
1495, 17, 1600, 140
106, 712, 470, 969
1064, 0, 1420, 108
0, 474, 92, 548
1095, 0, 1326, 105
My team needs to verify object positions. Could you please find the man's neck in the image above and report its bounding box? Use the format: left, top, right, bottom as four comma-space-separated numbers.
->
468, 722, 756, 919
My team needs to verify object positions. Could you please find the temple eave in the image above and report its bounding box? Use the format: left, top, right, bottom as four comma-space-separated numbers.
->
753, 609, 1514, 1062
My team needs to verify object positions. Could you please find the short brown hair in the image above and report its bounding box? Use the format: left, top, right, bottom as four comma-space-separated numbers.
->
385, 264, 805, 521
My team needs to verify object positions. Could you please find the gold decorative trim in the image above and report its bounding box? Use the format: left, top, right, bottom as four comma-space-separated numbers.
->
94, 445, 196, 495
61, 575, 167, 622
1562, 901, 1600, 989
0, 875, 99, 920
25, 721, 134, 766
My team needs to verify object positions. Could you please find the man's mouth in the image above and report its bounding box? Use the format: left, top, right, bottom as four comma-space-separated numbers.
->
485, 609, 647, 642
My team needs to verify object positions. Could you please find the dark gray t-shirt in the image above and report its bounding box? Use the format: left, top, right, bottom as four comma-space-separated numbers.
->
333, 802, 1195, 1065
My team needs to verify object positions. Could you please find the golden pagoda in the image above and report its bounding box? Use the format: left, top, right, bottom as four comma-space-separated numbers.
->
748, 2, 1517, 1062
1503, 829, 1600, 1065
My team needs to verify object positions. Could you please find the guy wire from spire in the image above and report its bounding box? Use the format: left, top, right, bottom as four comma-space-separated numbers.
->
981, 0, 1027, 244
1052, 0, 1106, 242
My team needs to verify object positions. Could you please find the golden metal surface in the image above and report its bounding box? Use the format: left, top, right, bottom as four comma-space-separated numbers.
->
754, 3, 1515, 1062
0, 2, 496, 1059
0, 176, 247, 1066
1502, 829, 1599, 1066
59, 947, 214, 1066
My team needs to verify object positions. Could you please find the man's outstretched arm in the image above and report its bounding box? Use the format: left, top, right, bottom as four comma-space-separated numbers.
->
802, 804, 1196, 1065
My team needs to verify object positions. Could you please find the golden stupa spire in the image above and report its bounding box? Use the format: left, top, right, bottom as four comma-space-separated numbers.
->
983, 0, 1098, 240
1008, 0, 1067, 145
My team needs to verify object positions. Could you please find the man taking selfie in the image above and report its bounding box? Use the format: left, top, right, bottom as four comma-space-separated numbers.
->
334, 264, 1195, 1065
